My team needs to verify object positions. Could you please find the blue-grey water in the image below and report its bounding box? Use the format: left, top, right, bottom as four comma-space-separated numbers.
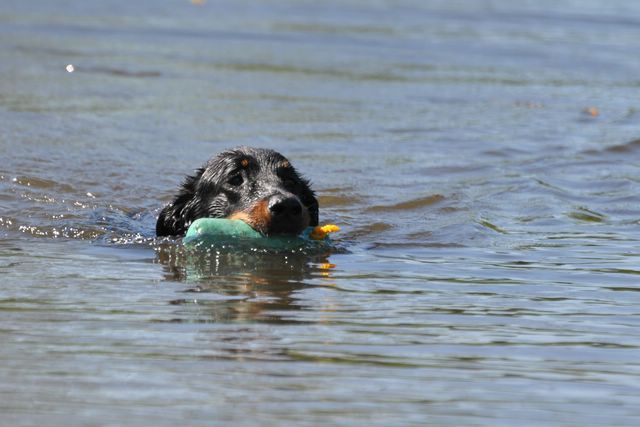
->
1, 1, 640, 425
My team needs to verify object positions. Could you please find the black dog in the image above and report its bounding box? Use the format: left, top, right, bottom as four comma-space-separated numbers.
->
156, 147, 318, 237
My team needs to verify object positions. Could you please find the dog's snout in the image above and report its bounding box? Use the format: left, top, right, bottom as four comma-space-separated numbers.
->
268, 195, 302, 218
265, 194, 307, 235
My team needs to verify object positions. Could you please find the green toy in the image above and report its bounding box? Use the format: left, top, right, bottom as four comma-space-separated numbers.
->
183, 218, 339, 250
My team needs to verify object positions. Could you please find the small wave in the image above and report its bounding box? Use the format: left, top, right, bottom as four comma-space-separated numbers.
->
10, 175, 77, 193
567, 207, 607, 223
604, 139, 640, 154
83, 66, 162, 78
583, 139, 640, 156
366, 194, 445, 212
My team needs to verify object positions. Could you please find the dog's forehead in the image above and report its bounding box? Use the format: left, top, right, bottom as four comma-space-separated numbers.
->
226, 148, 291, 171
247, 148, 289, 168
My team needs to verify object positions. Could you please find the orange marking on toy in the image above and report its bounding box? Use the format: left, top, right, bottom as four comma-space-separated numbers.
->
319, 263, 336, 270
309, 224, 340, 240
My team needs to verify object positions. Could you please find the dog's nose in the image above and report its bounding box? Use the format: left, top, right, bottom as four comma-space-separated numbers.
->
268, 195, 302, 218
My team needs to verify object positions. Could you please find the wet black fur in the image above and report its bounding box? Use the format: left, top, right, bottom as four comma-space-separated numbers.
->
156, 147, 318, 237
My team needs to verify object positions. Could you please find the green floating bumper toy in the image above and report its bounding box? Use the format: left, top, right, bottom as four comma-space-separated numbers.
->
183, 218, 340, 250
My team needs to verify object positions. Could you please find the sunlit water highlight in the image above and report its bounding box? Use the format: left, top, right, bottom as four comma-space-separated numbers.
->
1, 1, 640, 426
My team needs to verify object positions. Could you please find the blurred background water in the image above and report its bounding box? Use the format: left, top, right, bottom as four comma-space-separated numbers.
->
1, 1, 640, 425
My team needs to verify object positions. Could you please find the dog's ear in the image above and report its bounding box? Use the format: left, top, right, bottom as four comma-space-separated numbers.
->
301, 184, 319, 227
156, 169, 205, 236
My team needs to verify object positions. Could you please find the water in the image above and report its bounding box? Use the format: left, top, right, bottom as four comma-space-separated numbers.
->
2, 1, 640, 425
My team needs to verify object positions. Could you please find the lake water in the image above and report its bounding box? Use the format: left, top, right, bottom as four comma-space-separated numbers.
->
1, 1, 640, 425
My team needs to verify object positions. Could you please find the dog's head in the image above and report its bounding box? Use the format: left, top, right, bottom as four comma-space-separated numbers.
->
156, 147, 319, 237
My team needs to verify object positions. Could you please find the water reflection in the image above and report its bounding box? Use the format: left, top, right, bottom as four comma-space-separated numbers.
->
3, 0, 640, 424
156, 244, 335, 323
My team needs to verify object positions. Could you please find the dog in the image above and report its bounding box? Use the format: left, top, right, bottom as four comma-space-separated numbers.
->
156, 147, 319, 237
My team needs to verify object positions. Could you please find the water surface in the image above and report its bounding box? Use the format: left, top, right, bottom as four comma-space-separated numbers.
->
1, 1, 640, 425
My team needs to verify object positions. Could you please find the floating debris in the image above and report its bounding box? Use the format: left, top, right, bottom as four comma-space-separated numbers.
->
584, 106, 599, 117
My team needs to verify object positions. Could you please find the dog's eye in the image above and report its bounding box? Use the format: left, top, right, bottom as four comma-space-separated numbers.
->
228, 174, 244, 186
